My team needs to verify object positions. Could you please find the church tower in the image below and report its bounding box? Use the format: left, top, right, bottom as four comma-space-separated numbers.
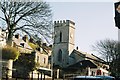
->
53, 20, 75, 68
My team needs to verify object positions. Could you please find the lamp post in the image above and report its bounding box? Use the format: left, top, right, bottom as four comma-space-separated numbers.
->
5, 67, 9, 80
5, 67, 16, 79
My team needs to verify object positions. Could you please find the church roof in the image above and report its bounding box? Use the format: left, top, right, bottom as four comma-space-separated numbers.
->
70, 49, 106, 64
68, 60, 97, 69
68, 49, 107, 71
63, 60, 98, 72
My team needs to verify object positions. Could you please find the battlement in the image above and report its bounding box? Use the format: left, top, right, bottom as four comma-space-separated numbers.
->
54, 20, 75, 27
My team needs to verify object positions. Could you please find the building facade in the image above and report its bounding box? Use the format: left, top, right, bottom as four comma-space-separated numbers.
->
0, 28, 6, 47
53, 20, 75, 68
1, 31, 52, 79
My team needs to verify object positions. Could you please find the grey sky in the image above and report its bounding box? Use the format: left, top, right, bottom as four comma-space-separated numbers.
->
0, 1, 118, 56
49, 2, 118, 55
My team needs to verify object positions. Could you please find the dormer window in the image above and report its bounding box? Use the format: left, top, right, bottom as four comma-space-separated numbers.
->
15, 34, 19, 39
20, 43, 24, 48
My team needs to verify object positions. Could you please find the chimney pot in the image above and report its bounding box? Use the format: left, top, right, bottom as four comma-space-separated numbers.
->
15, 34, 19, 39
23, 35, 28, 42
76, 46, 78, 50
29, 37, 34, 43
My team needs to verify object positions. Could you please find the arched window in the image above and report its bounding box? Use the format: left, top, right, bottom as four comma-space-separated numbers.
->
58, 49, 62, 62
60, 32, 62, 42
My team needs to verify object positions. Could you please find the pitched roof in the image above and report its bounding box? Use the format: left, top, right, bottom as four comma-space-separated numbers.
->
68, 60, 97, 69
67, 49, 107, 71
13, 37, 32, 50
70, 49, 106, 64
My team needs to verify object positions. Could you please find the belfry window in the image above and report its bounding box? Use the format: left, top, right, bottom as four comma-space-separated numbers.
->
60, 32, 62, 42
58, 49, 62, 62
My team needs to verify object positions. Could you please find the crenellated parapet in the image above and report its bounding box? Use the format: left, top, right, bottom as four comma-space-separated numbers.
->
54, 20, 75, 27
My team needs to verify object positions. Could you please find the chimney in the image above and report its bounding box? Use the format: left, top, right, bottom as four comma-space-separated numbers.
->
76, 46, 78, 50
29, 37, 34, 43
15, 34, 19, 39
43, 43, 47, 46
36, 40, 42, 46
22, 35, 28, 42
49, 45, 52, 48
37, 47, 43, 52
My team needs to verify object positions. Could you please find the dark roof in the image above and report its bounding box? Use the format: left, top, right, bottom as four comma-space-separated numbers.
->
63, 60, 97, 72
69, 49, 85, 59
70, 49, 106, 64
68, 60, 97, 69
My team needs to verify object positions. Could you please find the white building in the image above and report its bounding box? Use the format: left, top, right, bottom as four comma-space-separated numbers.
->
0, 28, 7, 79
53, 20, 109, 78
0, 28, 6, 47
53, 20, 75, 68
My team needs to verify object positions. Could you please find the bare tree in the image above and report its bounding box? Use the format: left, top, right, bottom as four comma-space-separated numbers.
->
0, 1, 53, 45
92, 39, 117, 62
92, 39, 120, 76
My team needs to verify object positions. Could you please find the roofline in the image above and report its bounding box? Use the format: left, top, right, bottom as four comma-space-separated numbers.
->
73, 49, 106, 64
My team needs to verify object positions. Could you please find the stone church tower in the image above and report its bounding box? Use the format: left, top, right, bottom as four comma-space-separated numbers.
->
53, 20, 75, 68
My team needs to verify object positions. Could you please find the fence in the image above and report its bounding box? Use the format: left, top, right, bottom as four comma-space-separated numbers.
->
2, 68, 53, 80
2, 73, 73, 80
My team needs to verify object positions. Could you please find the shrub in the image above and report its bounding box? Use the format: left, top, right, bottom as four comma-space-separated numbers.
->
2, 46, 20, 61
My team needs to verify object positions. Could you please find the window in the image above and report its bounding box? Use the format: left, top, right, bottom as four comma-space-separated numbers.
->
60, 32, 62, 42
97, 70, 101, 75
58, 49, 62, 62
37, 56, 39, 62
91, 71, 95, 76
44, 58, 46, 64
20, 43, 24, 48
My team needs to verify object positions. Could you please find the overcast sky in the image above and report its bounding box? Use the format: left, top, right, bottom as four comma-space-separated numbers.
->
48, 1, 118, 56
0, 0, 119, 57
